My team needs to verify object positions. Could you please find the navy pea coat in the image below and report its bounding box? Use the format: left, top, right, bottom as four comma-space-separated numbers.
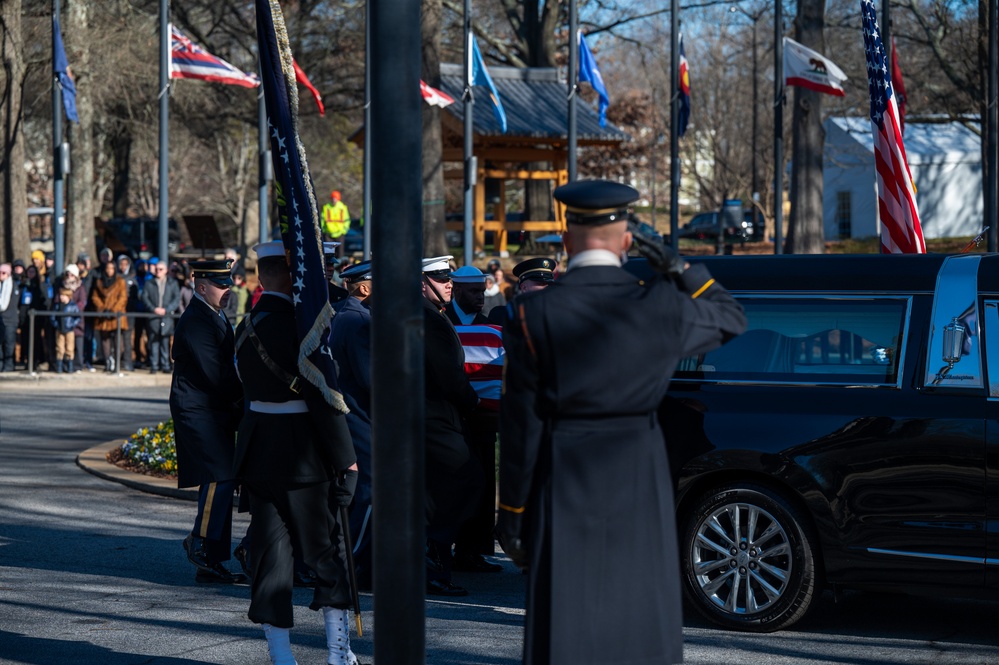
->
170, 296, 243, 489
499, 261, 747, 665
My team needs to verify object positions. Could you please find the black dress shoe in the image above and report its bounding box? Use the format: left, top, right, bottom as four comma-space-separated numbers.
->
183, 534, 214, 572
451, 552, 503, 573
233, 544, 253, 580
426, 579, 468, 597
293, 568, 318, 588
195, 562, 248, 584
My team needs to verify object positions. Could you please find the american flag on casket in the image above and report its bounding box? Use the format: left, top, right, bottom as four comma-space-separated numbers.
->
455, 324, 504, 412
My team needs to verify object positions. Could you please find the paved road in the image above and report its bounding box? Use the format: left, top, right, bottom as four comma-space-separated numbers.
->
1, 375, 998, 664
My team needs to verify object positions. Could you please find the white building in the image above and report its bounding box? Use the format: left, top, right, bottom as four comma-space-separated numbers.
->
823, 117, 983, 240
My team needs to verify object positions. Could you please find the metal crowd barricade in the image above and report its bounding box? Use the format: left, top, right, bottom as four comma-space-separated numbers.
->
25, 309, 182, 376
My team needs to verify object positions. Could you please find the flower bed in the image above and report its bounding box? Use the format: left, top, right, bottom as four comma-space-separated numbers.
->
106, 420, 178, 478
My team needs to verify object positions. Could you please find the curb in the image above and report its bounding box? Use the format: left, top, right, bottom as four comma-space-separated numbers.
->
76, 440, 197, 501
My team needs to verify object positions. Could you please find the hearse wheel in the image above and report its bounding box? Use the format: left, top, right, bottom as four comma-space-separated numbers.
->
681, 483, 818, 632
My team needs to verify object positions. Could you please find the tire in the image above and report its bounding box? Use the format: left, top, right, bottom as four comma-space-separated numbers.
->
680, 483, 819, 632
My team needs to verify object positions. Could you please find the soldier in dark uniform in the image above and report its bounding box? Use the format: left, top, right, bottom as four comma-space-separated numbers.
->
497, 180, 747, 665
233, 242, 359, 665
486, 257, 556, 327
170, 259, 246, 584
421, 256, 483, 596
327, 259, 374, 589
444, 265, 489, 326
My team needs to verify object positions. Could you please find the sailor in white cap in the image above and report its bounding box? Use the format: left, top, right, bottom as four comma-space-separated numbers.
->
420, 255, 483, 596
444, 265, 489, 326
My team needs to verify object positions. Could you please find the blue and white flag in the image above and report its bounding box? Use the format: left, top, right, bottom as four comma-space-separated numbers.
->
52, 16, 78, 123
578, 30, 609, 127
469, 36, 507, 133
255, 0, 346, 411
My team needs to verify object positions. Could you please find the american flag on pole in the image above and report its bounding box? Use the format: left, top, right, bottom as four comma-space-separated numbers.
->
170, 25, 260, 88
255, 0, 346, 411
861, 0, 925, 254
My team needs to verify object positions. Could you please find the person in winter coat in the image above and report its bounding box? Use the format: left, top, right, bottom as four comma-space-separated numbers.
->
141, 259, 181, 374
50, 288, 81, 373
90, 258, 129, 373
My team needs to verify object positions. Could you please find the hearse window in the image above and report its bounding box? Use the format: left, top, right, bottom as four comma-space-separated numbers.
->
674, 297, 908, 385
923, 254, 983, 391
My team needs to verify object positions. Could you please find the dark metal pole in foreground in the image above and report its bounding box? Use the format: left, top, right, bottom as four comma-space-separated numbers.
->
370, 0, 425, 662
462, 2, 474, 265
988, 0, 998, 252
158, 0, 169, 264
669, 0, 679, 248
567, 0, 578, 182
773, 1, 784, 255
52, 0, 65, 274
363, 3, 372, 259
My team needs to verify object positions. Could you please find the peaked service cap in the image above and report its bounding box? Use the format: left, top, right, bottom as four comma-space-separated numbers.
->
554, 179, 639, 226
340, 260, 372, 282
190, 259, 234, 287
513, 257, 557, 284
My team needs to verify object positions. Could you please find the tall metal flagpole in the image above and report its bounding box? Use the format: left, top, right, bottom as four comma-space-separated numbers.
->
567, 0, 578, 182
363, 1, 372, 259
257, 63, 270, 244
462, 6, 475, 265
773, 0, 784, 254
158, 0, 169, 264
52, 0, 65, 274
882, 0, 891, 66
669, 0, 679, 248
370, 0, 425, 661
988, 0, 998, 252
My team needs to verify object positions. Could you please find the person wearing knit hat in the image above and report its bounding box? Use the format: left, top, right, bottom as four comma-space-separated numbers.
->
64, 263, 80, 278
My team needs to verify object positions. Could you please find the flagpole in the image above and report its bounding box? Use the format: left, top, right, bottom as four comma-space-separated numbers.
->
52, 0, 65, 274
258, 62, 270, 244
363, 1, 372, 259
773, 1, 784, 254
567, 0, 578, 182
158, 0, 169, 264
462, 5, 474, 265
669, 0, 679, 248
882, 0, 890, 67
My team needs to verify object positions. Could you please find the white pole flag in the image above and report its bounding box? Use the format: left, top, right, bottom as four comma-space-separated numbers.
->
783, 37, 847, 97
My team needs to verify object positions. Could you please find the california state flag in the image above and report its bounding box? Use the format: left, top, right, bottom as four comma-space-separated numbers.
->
784, 37, 847, 97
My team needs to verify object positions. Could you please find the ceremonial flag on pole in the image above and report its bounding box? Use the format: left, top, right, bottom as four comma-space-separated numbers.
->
678, 33, 690, 138
421, 80, 455, 108
783, 37, 848, 97
890, 36, 908, 135
469, 36, 507, 133
861, 0, 925, 254
293, 60, 325, 116
170, 25, 260, 88
52, 16, 78, 123
255, 0, 347, 410
578, 30, 610, 128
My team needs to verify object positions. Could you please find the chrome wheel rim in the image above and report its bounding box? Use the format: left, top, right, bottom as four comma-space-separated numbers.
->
691, 501, 792, 615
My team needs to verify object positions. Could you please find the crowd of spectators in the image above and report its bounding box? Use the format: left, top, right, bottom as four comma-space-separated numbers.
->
0, 247, 251, 374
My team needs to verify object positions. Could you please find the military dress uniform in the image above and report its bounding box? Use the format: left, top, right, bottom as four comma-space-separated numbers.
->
169, 259, 245, 583
498, 181, 748, 665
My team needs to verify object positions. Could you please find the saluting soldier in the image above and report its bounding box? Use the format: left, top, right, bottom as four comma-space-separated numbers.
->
170, 259, 246, 584
497, 180, 748, 665
233, 242, 359, 665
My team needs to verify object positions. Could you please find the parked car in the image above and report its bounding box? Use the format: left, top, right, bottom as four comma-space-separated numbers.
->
98, 217, 183, 260
679, 211, 754, 242
625, 253, 999, 632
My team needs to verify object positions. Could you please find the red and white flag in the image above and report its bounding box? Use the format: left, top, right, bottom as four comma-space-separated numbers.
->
420, 80, 455, 108
861, 0, 924, 254
170, 25, 259, 88
455, 324, 504, 412
784, 37, 847, 97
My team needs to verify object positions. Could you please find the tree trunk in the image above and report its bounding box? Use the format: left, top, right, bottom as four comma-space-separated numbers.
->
786, 0, 826, 255
421, 0, 447, 256
0, 0, 29, 263
66, 0, 96, 263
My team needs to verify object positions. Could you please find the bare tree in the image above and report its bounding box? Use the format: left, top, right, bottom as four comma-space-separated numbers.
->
1, 0, 29, 262
66, 0, 95, 262
786, 0, 827, 254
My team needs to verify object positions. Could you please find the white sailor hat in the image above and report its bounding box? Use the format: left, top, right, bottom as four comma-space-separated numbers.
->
252, 241, 286, 260
421, 255, 454, 279
450, 265, 486, 284
323, 241, 340, 255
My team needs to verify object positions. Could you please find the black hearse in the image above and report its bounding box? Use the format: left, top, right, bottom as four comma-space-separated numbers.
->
653, 253, 998, 632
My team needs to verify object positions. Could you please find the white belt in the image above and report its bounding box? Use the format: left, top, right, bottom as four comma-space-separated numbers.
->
249, 400, 308, 414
